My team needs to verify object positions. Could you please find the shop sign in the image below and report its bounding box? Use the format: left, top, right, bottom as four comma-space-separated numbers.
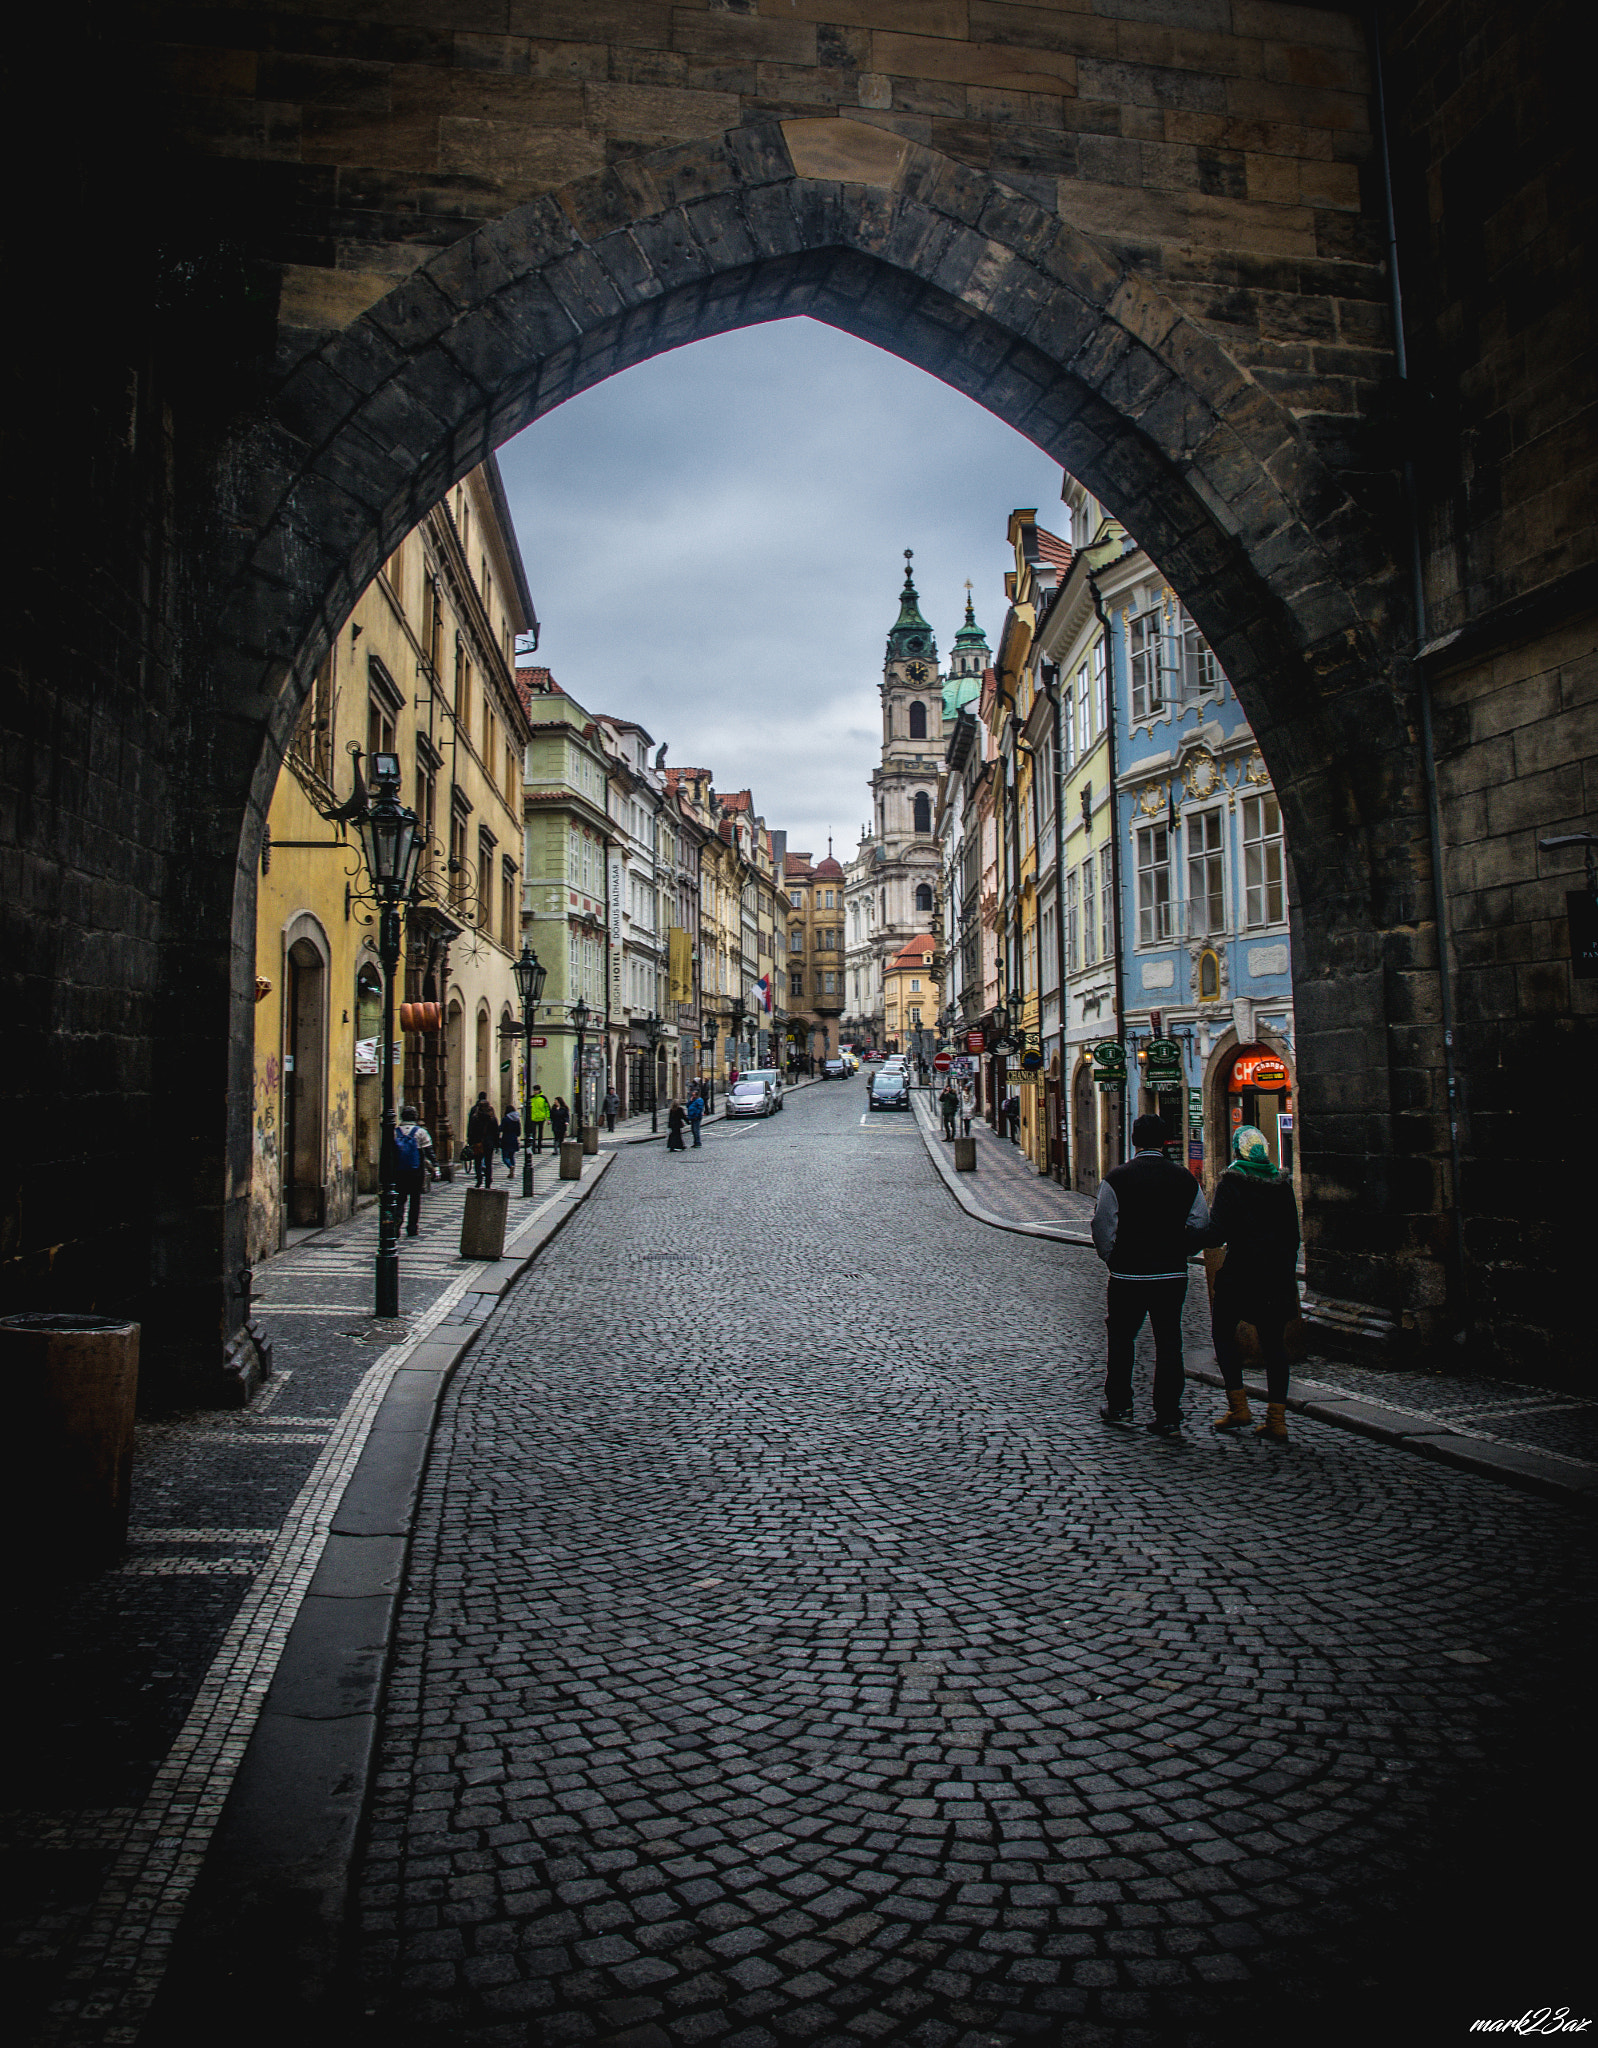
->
966, 1028, 986, 1054
1187, 1087, 1203, 1127
1092, 1039, 1126, 1088
1021, 1047, 1044, 1071
951, 1057, 975, 1078
1230, 1052, 1289, 1090
1144, 1035, 1184, 1088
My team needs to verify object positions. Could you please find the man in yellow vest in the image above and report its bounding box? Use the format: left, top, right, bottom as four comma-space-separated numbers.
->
527, 1087, 551, 1153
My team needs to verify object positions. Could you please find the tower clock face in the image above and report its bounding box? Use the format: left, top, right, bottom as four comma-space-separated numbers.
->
906, 660, 929, 682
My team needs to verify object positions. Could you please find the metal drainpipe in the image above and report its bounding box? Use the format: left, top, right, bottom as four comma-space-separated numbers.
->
1090, 573, 1127, 1166
1370, 3, 1471, 1348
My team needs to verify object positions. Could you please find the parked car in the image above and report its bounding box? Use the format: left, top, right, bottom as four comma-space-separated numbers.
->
867, 1070, 910, 1111
726, 1076, 779, 1117
822, 1057, 847, 1079
740, 1067, 784, 1107
861, 1048, 883, 1062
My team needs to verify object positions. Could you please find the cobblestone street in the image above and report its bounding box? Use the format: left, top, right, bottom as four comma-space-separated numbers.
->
344, 1083, 1594, 2047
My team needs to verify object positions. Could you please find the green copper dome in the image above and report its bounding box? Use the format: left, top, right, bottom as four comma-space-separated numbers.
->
952, 588, 987, 654
885, 550, 938, 663
943, 587, 989, 717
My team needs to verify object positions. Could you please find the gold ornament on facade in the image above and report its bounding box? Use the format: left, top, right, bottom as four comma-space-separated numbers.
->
1138, 783, 1166, 817
1183, 748, 1220, 801
1244, 749, 1270, 785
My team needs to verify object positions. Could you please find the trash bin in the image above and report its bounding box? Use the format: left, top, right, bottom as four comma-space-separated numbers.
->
559, 1139, 583, 1180
460, 1186, 510, 1260
582, 1124, 600, 1155
0, 1313, 139, 1565
953, 1136, 977, 1172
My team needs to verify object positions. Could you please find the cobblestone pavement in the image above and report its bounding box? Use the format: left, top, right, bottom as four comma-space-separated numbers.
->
915, 1094, 1096, 1234
3, 1165, 562, 2042
346, 1083, 1595, 2046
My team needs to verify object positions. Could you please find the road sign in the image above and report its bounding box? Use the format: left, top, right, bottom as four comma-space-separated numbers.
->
527, 1035, 547, 1048
933, 1051, 953, 1071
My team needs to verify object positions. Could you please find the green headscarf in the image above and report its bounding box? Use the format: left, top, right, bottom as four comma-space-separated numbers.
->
1229, 1123, 1279, 1181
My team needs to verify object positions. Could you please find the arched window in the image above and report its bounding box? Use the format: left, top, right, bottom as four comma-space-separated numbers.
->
1198, 948, 1221, 1001
915, 883, 933, 913
909, 700, 927, 739
913, 791, 931, 834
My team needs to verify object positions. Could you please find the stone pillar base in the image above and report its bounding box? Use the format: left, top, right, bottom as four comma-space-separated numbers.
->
460, 1188, 510, 1260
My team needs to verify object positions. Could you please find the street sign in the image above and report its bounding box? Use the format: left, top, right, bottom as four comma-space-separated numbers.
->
1187, 1087, 1203, 1127
933, 1051, 953, 1071
527, 1035, 547, 1048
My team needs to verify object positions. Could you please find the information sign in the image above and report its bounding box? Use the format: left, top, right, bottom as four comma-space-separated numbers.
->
1091, 1040, 1126, 1083
1144, 1035, 1185, 1089
1187, 1087, 1203, 1127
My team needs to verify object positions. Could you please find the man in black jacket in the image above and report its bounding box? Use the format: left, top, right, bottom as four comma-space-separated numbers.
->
1091, 1114, 1209, 1436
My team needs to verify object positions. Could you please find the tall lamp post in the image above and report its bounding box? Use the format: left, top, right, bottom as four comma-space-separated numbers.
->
356, 752, 424, 1321
728, 995, 746, 1078
644, 1011, 666, 1133
571, 995, 590, 1138
512, 942, 547, 1198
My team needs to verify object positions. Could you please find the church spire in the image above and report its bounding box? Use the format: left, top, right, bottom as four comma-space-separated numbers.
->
885, 547, 938, 664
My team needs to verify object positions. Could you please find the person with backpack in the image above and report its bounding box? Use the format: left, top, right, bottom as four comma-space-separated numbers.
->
549, 1097, 570, 1148
527, 1087, 550, 1152
686, 1087, 705, 1148
466, 1092, 499, 1187
1092, 1113, 1210, 1437
392, 1104, 436, 1238
939, 1081, 960, 1140
499, 1103, 522, 1182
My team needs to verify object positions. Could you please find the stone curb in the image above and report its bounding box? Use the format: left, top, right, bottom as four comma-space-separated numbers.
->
911, 1100, 1595, 1511
912, 1088, 1094, 1246
1183, 1355, 1597, 1510
150, 1150, 617, 2030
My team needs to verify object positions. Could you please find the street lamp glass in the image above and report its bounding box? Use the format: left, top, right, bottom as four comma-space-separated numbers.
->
1006, 988, 1023, 1034
512, 944, 547, 1009
360, 795, 422, 902
571, 996, 590, 1031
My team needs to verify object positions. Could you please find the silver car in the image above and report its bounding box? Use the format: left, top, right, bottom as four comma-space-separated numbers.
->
726, 1077, 778, 1118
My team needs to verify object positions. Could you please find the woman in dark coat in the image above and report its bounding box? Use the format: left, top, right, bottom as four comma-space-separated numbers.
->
665, 1099, 687, 1151
1205, 1125, 1301, 1440
549, 1097, 570, 1146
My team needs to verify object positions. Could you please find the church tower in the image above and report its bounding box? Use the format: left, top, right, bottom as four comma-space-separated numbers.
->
943, 583, 989, 722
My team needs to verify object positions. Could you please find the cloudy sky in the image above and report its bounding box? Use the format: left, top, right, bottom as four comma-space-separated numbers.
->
496, 317, 1067, 862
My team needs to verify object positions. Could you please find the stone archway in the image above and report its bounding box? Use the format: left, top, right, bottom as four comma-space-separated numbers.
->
76, 121, 1439, 1392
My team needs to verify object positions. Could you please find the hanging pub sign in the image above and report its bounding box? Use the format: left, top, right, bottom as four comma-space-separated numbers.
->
1020, 1047, 1044, 1071
1144, 1036, 1185, 1089
1092, 1040, 1127, 1088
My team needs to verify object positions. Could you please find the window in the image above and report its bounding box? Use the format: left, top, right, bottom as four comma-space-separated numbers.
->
824, 971, 836, 993
1136, 824, 1173, 945
501, 860, 517, 949
415, 757, 437, 886
1082, 853, 1096, 964
910, 977, 922, 993
791, 970, 804, 996
477, 828, 495, 927
915, 883, 933, 913
1093, 636, 1108, 734
1199, 948, 1221, 1001
790, 929, 803, 953
1182, 612, 1222, 698
291, 655, 335, 783
1076, 663, 1091, 761
1102, 861, 1114, 965
1129, 607, 1163, 723
366, 689, 396, 762
1187, 809, 1225, 935
1066, 867, 1080, 973
913, 791, 932, 834
449, 808, 469, 911
823, 930, 837, 950
824, 889, 835, 908
909, 700, 928, 739
1243, 794, 1286, 926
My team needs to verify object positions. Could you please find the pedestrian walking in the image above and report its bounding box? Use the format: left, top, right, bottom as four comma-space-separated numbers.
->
527, 1087, 550, 1152
686, 1088, 705, 1148
1204, 1125, 1302, 1442
549, 1096, 570, 1148
1003, 1091, 1021, 1143
939, 1082, 959, 1140
958, 1080, 974, 1137
393, 1104, 436, 1237
1091, 1113, 1209, 1437
666, 1099, 687, 1151
499, 1103, 521, 1181
466, 1091, 499, 1186
602, 1086, 619, 1134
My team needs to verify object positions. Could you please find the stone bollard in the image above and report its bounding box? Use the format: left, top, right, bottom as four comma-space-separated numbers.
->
559, 1139, 584, 1180
0, 1313, 140, 1565
953, 1136, 977, 1173
460, 1187, 510, 1260
582, 1123, 600, 1155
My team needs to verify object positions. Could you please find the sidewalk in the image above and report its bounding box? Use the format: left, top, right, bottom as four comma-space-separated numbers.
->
910, 1090, 1597, 1507
8, 1152, 614, 2048
597, 1070, 824, 1146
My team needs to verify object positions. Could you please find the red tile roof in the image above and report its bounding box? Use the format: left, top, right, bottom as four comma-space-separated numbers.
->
1035, 526, 1074, 573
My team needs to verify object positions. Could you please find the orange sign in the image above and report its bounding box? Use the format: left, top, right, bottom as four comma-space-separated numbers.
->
1229, 1052, 1289, 1092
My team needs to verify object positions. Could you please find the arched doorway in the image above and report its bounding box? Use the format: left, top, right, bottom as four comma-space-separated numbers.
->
283, 933, 327, 1229
1072, 1059, 1099, 1198
354, 961, 383, 1195
474, 1006, 491, 1113
446, 998, 464, 1166
1215, 1043, 1295, 1177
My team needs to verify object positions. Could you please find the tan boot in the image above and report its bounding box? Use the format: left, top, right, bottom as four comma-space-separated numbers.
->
1213, 1388, 1254, 1431
1255, 1402, 1289, 1441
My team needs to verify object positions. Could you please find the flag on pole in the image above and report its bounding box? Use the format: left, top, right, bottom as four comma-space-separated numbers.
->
755, 975, 772, 1012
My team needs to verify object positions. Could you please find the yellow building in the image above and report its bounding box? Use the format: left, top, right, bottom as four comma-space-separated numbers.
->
883, 933, 939, 1057
251, 458, 534, 1260
782, 850, 847, 1068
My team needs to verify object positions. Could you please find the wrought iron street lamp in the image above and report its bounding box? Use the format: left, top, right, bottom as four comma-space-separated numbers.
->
645, 1011, 666, 1134
571, 995, 590, 1138
512, 942, 547, 1198
1005, 985, 1024, 1045
357, 752, 424, 1321
728, 995, 747, 1077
